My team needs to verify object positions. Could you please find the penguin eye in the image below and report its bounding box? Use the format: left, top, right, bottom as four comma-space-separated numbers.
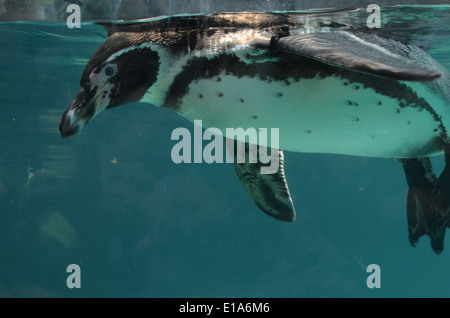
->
104, 65, 117, 77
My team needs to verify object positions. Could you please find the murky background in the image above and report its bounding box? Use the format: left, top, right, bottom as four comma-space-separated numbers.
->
0, 2, 449, 297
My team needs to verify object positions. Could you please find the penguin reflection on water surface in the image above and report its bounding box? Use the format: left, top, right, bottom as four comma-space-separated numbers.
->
59, 13, 450, 254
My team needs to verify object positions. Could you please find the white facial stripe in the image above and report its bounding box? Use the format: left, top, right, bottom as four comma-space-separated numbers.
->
105, 42, 153, 63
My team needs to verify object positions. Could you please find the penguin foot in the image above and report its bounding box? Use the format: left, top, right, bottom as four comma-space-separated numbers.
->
401, 146, 450, 254
406, 186, 450, 254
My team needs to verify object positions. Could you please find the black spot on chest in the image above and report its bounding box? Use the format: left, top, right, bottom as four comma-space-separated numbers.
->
164, 52, 336, 108
163, 51, 445, 139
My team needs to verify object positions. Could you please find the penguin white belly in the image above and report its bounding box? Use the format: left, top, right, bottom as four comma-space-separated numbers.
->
179, 73, 444, 158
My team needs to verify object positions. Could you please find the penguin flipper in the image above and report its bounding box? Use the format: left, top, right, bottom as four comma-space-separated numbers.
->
255, 31, 441, 81
230, 140, 295, 222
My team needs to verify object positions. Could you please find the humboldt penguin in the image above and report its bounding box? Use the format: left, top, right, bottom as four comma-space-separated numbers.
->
59, 13, 450, 254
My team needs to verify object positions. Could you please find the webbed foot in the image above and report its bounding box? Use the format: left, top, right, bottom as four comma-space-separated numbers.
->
400, 147, 450, 254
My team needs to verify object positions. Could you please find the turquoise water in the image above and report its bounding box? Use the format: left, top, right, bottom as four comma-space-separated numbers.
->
0, 6, 450, 297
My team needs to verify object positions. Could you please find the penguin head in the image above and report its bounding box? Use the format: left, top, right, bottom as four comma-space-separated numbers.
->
60, 32, 160, 138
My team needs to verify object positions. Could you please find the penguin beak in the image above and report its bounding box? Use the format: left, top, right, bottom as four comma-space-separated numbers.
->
59, 86, 98, 138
